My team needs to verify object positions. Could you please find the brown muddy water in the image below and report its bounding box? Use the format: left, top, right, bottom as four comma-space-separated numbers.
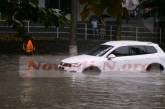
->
0, 55, 165, 109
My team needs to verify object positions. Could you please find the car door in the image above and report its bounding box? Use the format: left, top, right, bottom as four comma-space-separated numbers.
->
121, 45, 149, 71
105, 45, 150, 72
104, 46, 130, 72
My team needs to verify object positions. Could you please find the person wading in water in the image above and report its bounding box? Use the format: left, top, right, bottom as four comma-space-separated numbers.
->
22, 34, 35, 55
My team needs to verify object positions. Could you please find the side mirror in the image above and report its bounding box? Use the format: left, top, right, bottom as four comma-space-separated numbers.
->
107, 54, 116, 60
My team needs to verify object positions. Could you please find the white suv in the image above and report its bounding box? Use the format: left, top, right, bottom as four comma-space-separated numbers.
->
59, 41, 165, 73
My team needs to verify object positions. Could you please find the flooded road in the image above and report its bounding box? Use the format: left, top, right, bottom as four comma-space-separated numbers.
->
0, 55, 165, 109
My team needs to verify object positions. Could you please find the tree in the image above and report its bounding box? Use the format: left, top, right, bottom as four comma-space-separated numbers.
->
80, 0, 128, 40
139, 0, 165, 31
139, 0, 165, 17
69, 0, 78, 56
0, 0, 67, 38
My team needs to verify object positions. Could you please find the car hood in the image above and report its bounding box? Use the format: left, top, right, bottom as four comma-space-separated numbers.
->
62, 54, 103, 64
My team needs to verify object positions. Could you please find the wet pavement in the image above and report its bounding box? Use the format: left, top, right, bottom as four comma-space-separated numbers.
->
0, 55, 165, 109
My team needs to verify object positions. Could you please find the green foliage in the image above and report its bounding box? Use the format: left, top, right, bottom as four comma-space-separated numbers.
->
80, 0, 128, 20
139, 0, 165, 17
0, 0, 68, 36
80, 0, 128, 40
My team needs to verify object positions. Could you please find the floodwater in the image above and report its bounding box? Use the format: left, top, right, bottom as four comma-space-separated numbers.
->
0, 55, 165, 109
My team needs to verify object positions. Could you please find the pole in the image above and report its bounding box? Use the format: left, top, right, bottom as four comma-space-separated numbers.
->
136, 27, 138, 41
57, 27, 59, 39
27, 20, 30, 33
110, 25, 112, 40
160, 28, 162, 45
85, 23, 87, 40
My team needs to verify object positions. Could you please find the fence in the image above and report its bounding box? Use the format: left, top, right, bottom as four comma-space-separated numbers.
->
0, 20, 163, 45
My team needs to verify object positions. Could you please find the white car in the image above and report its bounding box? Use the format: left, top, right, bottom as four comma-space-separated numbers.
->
59, 41, 165, 73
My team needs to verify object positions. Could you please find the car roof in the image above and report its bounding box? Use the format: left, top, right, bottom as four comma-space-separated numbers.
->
102, 40, 156, 46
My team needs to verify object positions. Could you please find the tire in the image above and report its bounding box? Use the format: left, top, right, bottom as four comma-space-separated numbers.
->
146, 64, 164, 73
82, 66, 101, 75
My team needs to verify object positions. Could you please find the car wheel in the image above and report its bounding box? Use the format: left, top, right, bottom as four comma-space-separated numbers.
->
146, 63, 164, 73
82, 66, 101, 75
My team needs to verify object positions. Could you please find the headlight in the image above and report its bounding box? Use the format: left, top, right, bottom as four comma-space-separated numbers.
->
61, 62, 81, 67
62, 63, 72, 67
71, 63, 81, 67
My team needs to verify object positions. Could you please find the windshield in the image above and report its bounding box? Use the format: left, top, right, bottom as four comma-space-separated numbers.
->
87, 45, 113, 56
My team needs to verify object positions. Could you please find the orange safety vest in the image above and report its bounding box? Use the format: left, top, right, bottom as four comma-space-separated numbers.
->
25, 40, 35, 53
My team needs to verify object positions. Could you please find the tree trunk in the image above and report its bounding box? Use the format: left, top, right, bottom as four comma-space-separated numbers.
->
69, 0, 78, 56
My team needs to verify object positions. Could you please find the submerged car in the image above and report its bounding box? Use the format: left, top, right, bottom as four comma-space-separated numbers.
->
59, 41, 165, 73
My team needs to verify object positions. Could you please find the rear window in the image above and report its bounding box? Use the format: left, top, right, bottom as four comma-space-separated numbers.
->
130, 46, 146, 55
110, 45, 157, 57
145, 46, 157, 54
130, 45, 157, 55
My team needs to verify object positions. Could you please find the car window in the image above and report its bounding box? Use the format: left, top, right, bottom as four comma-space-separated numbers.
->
145, 46, 157, 54
87, 45, 113, 56
129, 46, 146, 55
109, 45, 158, 57
111, 46, 129, 57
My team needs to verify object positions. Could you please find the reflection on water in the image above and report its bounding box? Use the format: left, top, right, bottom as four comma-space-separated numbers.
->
19, 79, 34, 105
0, 55, 165, 109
